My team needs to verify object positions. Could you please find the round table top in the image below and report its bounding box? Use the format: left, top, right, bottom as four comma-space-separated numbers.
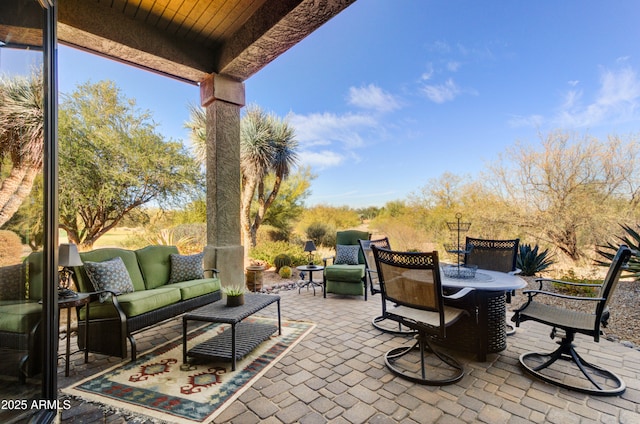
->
296, 265, 324, 271
440, 268, 526, 291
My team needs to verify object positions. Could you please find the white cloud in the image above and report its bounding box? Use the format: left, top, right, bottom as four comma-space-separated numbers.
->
288, 112, 376, 149
508, 114, 545, 128
422, 78, 461, 103
298, 150, 346, 170
347, 84, 400, 113
447, 61, 461, 72
555, 66, 640, 127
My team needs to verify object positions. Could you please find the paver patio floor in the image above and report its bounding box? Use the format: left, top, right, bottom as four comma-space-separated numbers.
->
52, 287, 640, 423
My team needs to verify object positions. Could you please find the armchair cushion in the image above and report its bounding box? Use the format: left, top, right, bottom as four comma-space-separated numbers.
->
168, 252, 205, 283
84, 257, 135, 302
335, 245, 360, 265
0, 301, 41, 333
324, 264, 366, 282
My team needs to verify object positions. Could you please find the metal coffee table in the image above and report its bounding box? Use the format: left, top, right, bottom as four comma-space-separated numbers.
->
182, 293, 281, 371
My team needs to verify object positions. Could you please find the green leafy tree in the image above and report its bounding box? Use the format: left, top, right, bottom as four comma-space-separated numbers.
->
58, 80, 202, 249
0, 72, 43, 227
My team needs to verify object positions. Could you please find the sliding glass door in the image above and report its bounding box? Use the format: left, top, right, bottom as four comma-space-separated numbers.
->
0, 1, 58, 422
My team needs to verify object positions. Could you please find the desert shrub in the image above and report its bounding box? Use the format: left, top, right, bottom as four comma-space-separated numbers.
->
172, 223, 206, 253
249, 241, 307, 268
273, 253, 292, 272
256, 225, 289, 244
306, 222, 332, 246
554, 269, 599, 297
279, 266, 292, 278
0, 230, 24, 265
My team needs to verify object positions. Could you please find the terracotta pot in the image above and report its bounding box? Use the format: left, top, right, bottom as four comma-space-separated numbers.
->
245, 265, 265, 291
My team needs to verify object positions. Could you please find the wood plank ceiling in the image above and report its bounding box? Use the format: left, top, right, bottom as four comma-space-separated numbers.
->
54, 0, 357, 84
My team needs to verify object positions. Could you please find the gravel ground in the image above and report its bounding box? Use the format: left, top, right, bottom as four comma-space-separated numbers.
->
259, 269, 640, 349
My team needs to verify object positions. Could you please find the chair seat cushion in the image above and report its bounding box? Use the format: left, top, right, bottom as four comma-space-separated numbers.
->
389, 305, 467, 328
324, 264, 365, 282
0, 301, 41, 333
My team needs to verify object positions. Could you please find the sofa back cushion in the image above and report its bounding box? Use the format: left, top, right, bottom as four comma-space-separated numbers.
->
76, 248, 145, 292
26, 252, 43, 300
135, 245, 179, 289
0, 263, 26, 301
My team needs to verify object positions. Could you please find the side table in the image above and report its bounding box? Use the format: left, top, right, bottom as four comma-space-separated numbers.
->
296, 265, 324, 296
58, 293, 91, 377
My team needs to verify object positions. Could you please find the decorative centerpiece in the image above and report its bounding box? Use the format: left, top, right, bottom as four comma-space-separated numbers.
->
223, 285, 246, 307
443, 213, 477, 279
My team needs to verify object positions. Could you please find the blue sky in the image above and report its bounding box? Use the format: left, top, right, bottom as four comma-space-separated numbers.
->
54, 0, 640, 208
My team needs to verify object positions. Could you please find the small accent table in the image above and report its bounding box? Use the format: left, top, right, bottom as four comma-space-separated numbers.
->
58, 293, 91, 377
296, 265, 324, 296
182, 293, 281, 371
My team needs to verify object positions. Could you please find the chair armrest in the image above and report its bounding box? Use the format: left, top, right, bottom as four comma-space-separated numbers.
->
534, 277, 602, 291
204, 268, 219, 278
323, 256, 335, 266
523, 289, 604, 302
443, 287, 475, 301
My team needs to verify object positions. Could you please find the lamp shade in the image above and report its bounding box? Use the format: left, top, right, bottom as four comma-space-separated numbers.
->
58, 243, 83, 267
304, 240, 316, 253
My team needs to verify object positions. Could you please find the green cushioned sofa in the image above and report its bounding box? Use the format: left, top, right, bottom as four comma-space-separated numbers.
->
72, 245, 221, 361
323, 230, 371, 299
0, 252, 43, 381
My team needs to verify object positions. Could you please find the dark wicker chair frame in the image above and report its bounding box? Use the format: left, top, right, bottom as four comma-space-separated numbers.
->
464, 237, 519, 335
372, 246, 475, 385
512, 245, 633, 395
360, 238, 414, 335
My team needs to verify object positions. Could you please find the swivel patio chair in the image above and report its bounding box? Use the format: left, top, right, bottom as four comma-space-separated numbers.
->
372, 246, 475, 385
511, 244, 633, 395
360, 238, 414, 334
464, 237, 519, 334
323, 230, 370, 299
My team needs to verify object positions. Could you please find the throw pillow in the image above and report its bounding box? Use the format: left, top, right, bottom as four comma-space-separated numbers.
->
0, 263, 25, 301
169, 252, 205, 283
335, 244, 360, 265
84, 257, 135, 302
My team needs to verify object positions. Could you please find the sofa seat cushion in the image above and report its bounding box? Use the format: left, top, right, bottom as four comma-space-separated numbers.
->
0, 301, 41, 333
83, 287, 182, 319
166, 277, 221, 300
324, 264, 366, 283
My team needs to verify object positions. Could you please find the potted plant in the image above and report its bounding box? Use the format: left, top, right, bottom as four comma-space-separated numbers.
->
222, 285, 246, 307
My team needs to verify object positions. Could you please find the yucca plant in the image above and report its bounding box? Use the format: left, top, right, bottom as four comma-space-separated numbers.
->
516, 244, 555, 276
596, 224, 640, 280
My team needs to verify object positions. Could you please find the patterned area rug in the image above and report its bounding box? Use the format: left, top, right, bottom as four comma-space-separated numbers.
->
63, 317, 315, 424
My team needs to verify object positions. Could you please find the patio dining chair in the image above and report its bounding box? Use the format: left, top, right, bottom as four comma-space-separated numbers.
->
512, 244, 633, 395
464, 237, 519, 335
372, 246, 475, 385
360, 238, 414, 334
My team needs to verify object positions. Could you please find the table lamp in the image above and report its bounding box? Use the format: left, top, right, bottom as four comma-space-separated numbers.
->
58, 243, 83, 298
304, 240, 316, 267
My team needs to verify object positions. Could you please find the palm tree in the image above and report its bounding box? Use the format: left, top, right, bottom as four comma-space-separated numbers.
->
0, 72, 43, 228
186, 104, 298, 248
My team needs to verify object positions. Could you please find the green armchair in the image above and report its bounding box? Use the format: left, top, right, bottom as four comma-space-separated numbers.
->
323, 230, 370, 299
0, 252, 43, 382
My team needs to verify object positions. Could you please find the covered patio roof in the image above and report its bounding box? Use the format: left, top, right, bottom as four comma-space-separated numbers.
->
55, 0, 356, 84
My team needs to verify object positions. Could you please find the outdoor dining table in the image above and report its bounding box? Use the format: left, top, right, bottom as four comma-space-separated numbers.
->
437, 267, 526, 361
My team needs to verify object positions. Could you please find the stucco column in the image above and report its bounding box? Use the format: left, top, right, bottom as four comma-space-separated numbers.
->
200, 74, 245, 287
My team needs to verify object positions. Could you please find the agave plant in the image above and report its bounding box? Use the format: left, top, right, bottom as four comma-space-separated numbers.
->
596, 224, 640, 280
516, 244, 555, 276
